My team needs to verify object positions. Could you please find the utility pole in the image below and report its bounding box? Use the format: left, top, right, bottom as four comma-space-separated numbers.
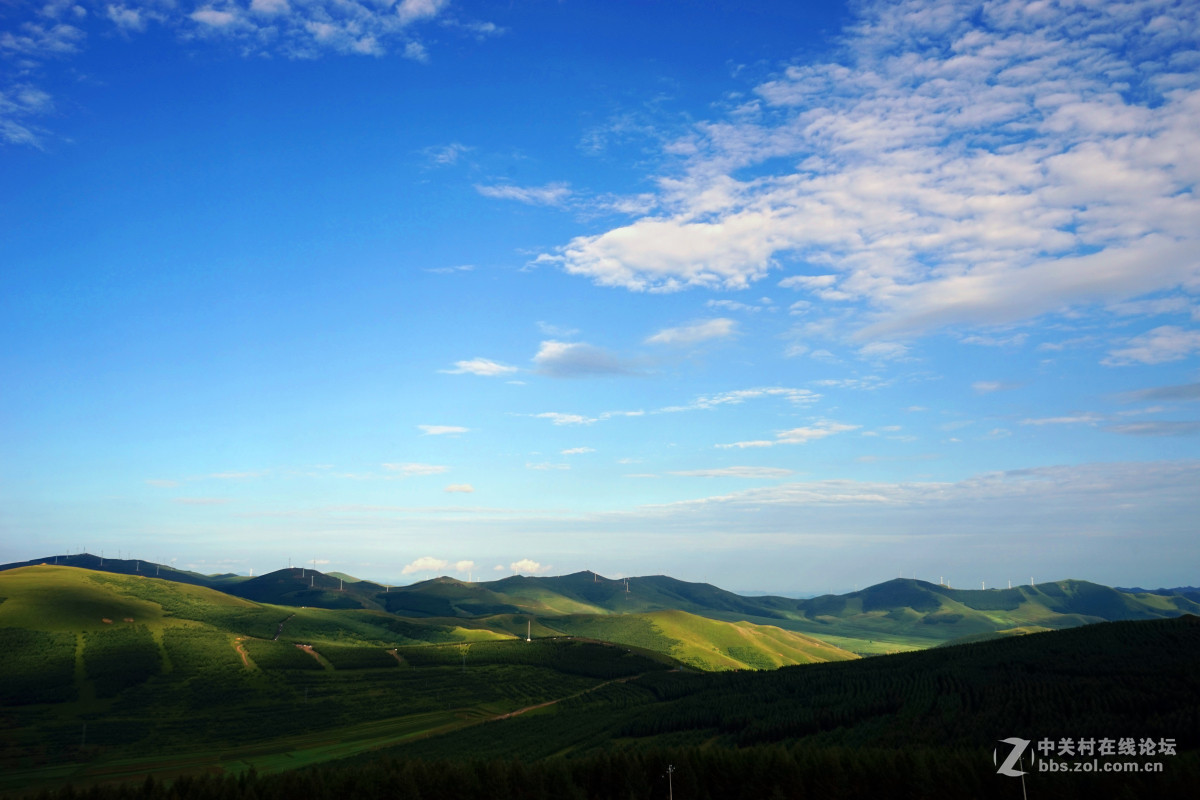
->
666, 765, 675, 800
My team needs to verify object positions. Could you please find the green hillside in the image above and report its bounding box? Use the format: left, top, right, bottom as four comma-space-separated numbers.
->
0, 566, 672, 794
7, 558, 1197, 658
540, 609, 857, 670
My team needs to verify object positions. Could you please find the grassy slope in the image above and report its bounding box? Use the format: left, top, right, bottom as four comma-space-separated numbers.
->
537, 609, 857, 670
0, 567, 670, 794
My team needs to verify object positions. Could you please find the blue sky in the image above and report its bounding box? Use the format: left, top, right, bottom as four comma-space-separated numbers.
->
2, 0, 1198, 593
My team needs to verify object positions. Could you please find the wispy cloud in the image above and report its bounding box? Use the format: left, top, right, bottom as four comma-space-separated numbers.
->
717, 420, 858, 449
661, 386, 820, 413
422, 142, 472, 166
1104, 421, 1200, 436
172, 497, 232, 505
444, 483, 475, 493
440, 357, 518, 376
645, 318, 737, 345
561, 447, 595, 455
1117, 382, 1200, 404
533, 412, 597, 426
418, 425, 469, 435
382, 462, 449, 476
972, 381, 1020, 394
669, 466, 794, 479
475, 182, 572, 206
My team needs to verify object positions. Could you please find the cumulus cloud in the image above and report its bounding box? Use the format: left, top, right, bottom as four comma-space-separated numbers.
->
441, 357, 518, 376
645, 318, 737, 345
418, 425, 468, 435
382, 462, 449, 476
510, 558, 551, 575
533, 340, 636, 377
402, 556, 448, 575
535, 0, 1200, 343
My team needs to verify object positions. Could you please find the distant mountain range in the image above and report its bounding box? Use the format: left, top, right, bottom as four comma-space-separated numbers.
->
4, 552, 1198, 656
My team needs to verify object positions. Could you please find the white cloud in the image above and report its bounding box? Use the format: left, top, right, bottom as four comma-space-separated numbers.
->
249, 0, 289, 14
1118, 382, 1200, 403
402, 556, 448, 575
857, 341, 909, 361
454, 559, 476, 573
397, 0, 448, 25
145, 479, 180, 488
972, 381, 1019, 394
441, 357, 518, 376
510, 558, 551, 575
3, 0, 463, 144
669, 466, 794, 479
1104, 326, 1200, 366
172, 497, 231, 505
535, 0, 1200, 342
422, 142, 471, 166
418, 425, 468, 435
402, 41, 428, 62
190, 8, 238, 27
526, 462, 570, 471
645, 318, 737, 345
533, 412, 597, 426
382, 462, 449, 476
476, 182, 571, 206
533, 340, 635, 377
661, 386, 820, 413
106, 5, 147, 31
561, 447, 595, 455
444, 483, 475, 493
1020, 414, 1104, 426
717, 420, 858, 448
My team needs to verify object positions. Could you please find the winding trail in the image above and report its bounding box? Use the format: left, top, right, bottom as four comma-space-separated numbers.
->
233, 637, 251, 668
492, 674, 643, 721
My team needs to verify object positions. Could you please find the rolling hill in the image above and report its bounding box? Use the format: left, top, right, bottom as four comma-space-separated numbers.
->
4, 555, 1198, 656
